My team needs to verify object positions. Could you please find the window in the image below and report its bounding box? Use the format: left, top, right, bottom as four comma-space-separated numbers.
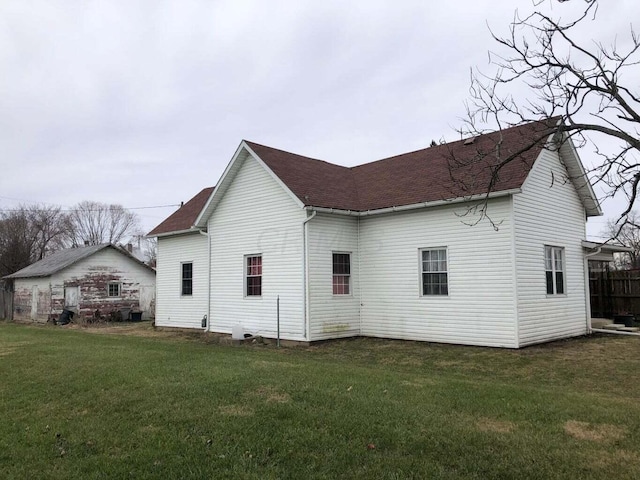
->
108, 283, 121, 297
246, 255, 262, 297
421, 248, 448, 296
181, 262, 193, 296
545, 246, 565, 295
332, 253, 351, 295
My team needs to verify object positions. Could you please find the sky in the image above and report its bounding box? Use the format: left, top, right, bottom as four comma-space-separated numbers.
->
1, 0, 638, 240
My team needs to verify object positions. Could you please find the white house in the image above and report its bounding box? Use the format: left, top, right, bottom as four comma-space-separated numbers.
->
5, 244, 156, 323
148, 119, 606, 348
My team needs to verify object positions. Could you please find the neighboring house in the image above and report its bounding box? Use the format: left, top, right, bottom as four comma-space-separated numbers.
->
148, 119, 609, 348
4, 244, 156, 323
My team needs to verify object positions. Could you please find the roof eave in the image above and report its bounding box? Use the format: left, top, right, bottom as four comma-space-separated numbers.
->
304, 188, 522, 216
147, 227, 202, 238
582, 240, 633, 253
558, 132, 603, 217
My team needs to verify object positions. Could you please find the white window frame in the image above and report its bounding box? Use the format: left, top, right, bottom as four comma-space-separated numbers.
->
332, 252, 351, 296
420, 247, 449, 296
245, 254, 262, 298
545, 246, 565, 295
181, 262, 193, 296
107, 282, 121, 298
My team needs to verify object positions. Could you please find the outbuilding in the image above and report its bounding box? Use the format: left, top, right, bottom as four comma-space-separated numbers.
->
5, 243, 156, 323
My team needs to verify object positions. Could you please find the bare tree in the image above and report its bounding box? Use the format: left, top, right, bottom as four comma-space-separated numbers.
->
140, 236, 157, 267
603, 211, 640, 268
0, 205, 69, 277
27, 205, 71, 260
0, 210, 32, 278
455, 0, 640, 233
66, 201, 141, 247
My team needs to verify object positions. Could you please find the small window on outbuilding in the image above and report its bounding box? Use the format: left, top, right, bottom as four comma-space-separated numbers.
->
108, 283, 121, 297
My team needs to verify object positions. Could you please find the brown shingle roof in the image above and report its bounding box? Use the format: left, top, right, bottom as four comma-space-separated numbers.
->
245, 142, 360, 210
246, 118, 558, 211
154, 119, 568, 233
148, 187, 214, 236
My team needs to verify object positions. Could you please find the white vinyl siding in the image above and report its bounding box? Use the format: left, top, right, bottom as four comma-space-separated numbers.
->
359, 197, 517, 348
513, 148, 588, 346
156, 233, 208, 328
307, 214, 360, 341
209, 154, 306, 340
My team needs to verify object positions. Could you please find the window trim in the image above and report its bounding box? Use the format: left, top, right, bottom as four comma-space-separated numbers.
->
332, 252, 351, 296
545, 245, 565, 295
181, 262, 193, 296
245, 254, 263, 298
107, 282, 121, 298
420, 247, 449, 297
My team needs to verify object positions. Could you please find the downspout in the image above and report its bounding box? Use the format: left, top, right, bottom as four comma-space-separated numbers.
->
357, 215, 362, 335
199, 228, 211, 332
510, 196, 520, 348
584, 246, 602, 333
302, 209, 317, 340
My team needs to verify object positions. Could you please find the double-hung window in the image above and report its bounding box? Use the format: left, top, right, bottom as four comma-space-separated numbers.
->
246, 255, 262, 297
545, 246, 565, 295
421, 248, 448, 296
332, 253, 351, 295
181, 262, 193, 296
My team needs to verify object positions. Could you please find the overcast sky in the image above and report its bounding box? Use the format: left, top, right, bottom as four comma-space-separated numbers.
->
1, 0, 638, 239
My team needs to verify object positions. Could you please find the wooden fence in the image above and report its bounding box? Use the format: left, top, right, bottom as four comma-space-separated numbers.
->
0, 289, 12, 320
590, 267, 640, 318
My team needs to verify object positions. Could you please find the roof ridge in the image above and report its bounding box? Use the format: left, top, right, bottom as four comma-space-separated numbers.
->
244, 140, 351, 171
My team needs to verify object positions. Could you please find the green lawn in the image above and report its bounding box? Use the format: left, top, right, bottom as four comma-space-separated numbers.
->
1, 322, 640, 479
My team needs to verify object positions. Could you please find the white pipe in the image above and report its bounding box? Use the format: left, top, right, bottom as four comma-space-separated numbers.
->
302, 210, 317, 340
592, 328, 640, 337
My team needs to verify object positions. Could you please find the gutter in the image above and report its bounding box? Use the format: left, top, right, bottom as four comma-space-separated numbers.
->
304, 189, 522, 217
147, 227, 201, 239
302, 210, 317, 341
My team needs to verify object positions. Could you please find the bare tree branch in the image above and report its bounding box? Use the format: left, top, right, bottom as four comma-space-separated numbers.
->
66, 201, 141, 247
453, 0, 640, 226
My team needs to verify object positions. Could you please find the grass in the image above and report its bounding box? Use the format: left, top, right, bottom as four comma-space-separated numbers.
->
1, 322, 640, 479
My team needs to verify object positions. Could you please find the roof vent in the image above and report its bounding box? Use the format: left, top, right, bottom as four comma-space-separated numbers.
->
463, 137, 475, 146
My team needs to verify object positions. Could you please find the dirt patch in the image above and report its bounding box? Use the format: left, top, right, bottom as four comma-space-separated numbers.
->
380, 356, 423, 367
0, 341, 31, 357
0, 346, 17, 357
564, 420, 626, 442
253, 360, 299, 369
139, 424, 162, 433
254, 386, 291, 404
218, 405, 255, 417
588, 448, 640, 469
475, 417, 516, 434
